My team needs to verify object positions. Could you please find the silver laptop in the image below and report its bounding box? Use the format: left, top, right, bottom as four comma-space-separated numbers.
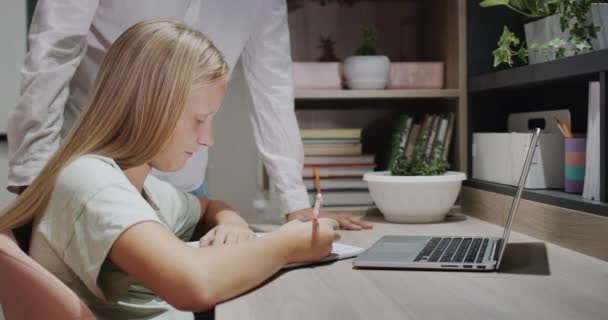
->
353, 128, 541, 271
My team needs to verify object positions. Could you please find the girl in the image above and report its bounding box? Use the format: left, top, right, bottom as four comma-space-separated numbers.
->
0, 20, 339, 319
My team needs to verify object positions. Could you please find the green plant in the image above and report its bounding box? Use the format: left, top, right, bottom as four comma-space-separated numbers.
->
389, 125, 450, 176
355, 27, 379, 55
480, 0, 603, 67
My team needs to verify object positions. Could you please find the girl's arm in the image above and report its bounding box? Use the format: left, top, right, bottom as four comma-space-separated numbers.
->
109, 218, 339, 311
190, 198, 253, 246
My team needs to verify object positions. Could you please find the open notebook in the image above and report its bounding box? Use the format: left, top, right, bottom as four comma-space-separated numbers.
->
187, 232, 364, 269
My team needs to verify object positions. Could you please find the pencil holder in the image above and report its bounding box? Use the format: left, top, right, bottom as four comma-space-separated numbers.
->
564, 137, 586, 194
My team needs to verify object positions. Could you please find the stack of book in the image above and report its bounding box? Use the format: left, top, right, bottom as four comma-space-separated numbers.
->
300, 128, 375, 209
384, 113, 456, 170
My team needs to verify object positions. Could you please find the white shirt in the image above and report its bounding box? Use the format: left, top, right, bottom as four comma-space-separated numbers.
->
8, 0, 309, 214
30, 155, 201, 320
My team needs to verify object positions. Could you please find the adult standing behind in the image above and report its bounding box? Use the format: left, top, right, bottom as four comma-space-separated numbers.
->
7, 0, 372, 241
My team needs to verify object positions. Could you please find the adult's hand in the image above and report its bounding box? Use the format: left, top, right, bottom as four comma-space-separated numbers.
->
286, 208, 373, 230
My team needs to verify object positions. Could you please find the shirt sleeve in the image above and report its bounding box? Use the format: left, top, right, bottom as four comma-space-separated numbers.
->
143, 175, 202, 241
241, 0, 310, 216
39, 156, 162, 301
7, 0, 99, 193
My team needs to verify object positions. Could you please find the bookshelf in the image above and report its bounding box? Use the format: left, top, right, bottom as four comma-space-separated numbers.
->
466, 1, 608, 216
257, 0, 468, 216
289, 0, 468, 172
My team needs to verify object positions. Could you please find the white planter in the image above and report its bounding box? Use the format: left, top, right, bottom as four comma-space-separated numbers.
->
364, 171, 466, 223
524, 14, 575, 64
343, 55, 390, 89
591, 3, 608, 50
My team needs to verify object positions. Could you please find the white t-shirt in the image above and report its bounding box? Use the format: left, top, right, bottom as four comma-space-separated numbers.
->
29, 155, 201, 320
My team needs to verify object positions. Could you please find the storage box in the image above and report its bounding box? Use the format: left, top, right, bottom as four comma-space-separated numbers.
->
387, 62, 444, 89
292, 62, 342, 89
472, 110, 569, 189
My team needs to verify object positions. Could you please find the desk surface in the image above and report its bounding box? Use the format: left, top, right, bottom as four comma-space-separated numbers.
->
217, 212, 608, 320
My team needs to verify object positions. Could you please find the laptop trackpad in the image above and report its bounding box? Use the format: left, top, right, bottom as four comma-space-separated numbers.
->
365, 236, 429, 262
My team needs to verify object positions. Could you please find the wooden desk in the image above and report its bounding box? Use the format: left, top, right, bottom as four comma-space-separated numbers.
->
217, 212, 608, 320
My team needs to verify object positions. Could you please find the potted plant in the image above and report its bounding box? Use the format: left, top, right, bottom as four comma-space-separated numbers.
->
364, 115, 466, 223
343, 27, 391, 89
480, 0, 608, 66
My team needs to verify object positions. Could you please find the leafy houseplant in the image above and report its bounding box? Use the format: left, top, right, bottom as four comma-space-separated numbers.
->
354, 27, 379, 55
480, 0, 605, 67
390, 125, 449, 176
343, 27, 390, 89
363, 116, 465, 224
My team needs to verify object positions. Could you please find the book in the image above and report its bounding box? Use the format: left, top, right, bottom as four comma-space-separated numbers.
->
385, 116, 413, 170
300, 128, 362, 140
432, 116, 448, 159
302, 164, 375, 178
303, 143, 362, 156
304, 178, 368, 190
442, 112, 456, 161
424, 114, 441, 158
414, 114, 434, 160
187, 233, 364, 269
304, 154, 375, 166
308, 190, 374, 206
302, 138, 360, 144
404, 124, 421, 160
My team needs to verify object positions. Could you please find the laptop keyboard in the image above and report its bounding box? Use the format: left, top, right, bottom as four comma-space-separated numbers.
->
414, 237, 490, 263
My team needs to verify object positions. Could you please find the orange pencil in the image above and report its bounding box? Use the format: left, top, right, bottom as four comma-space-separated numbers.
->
312, 168, 323, 242
312, 168, 322, 220
553, 117, 567, 137
314, 167, 321, 194
563, 123, 574, 138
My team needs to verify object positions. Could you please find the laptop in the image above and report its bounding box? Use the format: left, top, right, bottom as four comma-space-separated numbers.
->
353, 128, 541, 271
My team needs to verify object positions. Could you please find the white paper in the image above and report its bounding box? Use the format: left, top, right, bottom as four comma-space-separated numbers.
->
187, 232, 364, 269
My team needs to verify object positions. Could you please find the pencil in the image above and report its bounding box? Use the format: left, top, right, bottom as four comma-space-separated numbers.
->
314, 167, 321, 194
554, 117, 567, 137
563, 123, 574, 138
313, 168, 323, 220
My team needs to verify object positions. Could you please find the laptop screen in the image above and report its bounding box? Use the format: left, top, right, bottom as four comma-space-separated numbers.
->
496, 128, 541, 269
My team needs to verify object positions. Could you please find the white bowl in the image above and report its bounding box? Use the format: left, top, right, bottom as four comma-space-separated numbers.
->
364, 171, 467, 223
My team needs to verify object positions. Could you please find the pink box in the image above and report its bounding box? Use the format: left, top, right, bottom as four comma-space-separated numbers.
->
292, 62, 342, 89
388, 62, 444, 89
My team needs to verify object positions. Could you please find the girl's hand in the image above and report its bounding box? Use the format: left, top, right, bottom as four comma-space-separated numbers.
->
276, 218, 340, 263
199, 224, 256, 247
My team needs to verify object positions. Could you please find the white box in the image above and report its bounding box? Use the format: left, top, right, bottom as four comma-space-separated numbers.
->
472, 110, 568, 189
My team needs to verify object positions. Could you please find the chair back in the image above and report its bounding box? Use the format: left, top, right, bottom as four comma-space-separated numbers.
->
0, 230, 95, 319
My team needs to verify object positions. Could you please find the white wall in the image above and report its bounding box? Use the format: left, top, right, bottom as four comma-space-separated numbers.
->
1, 141, 16, 320
0, 3, 25, 316
207, 60, 264, 222
0, 1, 27, 134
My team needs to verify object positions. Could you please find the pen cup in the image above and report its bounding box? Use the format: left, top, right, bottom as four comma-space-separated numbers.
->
564, 137, 586, 194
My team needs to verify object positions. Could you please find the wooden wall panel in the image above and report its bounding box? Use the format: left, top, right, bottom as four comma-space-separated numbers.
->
462, 186, 608, 262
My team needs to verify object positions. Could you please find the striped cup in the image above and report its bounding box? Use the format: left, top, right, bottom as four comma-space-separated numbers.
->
564, 138, 586, 194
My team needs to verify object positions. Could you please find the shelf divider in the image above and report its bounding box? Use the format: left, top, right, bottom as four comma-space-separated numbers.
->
469, 49, 608, 92
295, 89, 461, 100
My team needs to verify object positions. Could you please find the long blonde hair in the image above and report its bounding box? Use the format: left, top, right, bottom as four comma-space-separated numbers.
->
0, 20, 228, 230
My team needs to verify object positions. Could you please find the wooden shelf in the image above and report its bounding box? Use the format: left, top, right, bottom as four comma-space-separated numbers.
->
295, 89, 461, 100
468, 48, 608, 92
464, 179, 608, 218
